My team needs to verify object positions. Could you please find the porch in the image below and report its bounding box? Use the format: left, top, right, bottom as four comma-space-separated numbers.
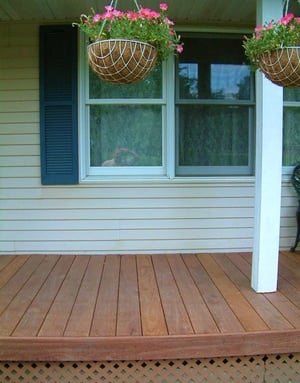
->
0, 252, 299, 362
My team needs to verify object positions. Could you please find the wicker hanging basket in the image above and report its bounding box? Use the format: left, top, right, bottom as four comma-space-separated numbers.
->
87, 39, 158, 85
258, 47, 300, 87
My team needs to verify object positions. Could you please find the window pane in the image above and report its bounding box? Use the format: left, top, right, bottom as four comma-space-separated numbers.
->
178, 36, 251, 100
178, 105, 250, 166
284, 87, 300, 101
89, 65, 162, 99
283, 107, 300, 166
90, 105, 162, 166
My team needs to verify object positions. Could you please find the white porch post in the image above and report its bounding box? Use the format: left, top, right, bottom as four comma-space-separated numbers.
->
252, 0, 283, 292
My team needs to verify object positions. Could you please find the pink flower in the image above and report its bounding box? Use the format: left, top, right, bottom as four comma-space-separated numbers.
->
280, 13, 294, 25
126, 11, 138, 21
112, 9, 123, 18
159, 3, 168, 11
102, 11, 114, 20
139, 8, 160, 19
93, 14, 101, 22
176, 44, 184, 53
164, 17, 174, 26
104, 5, 114, 12
254, 24, 264, 32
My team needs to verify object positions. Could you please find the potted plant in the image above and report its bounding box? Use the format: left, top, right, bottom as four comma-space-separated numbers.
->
243, 11, 300, 87
73, 2, 183, 85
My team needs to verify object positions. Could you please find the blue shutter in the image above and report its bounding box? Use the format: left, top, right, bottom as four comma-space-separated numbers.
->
40, 25, 78, 185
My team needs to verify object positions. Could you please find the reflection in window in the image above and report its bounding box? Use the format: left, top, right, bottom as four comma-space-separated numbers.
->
179, 63, 250, 100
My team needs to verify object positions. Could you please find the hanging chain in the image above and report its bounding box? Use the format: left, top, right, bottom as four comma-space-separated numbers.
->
283, 0, 290, 16
133, 0, 141, 11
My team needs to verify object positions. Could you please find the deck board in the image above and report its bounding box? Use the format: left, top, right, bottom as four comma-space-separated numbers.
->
216, 254, 293, 330
38, 256, 88, 337
0, 255, 59, 336
152, 255, 194, 335
167, 254, 219, 334
137, 255, 168, 336
117, 255, 141, 336
0, 252, 299, 361
202, 253, 268, 331
91, 255, 119, 337
12, 256, 74, 337
188, 254, 244, 333
64, 256, 105, 337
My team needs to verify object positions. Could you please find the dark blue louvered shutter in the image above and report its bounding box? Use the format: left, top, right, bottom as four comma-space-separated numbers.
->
40, 25, 78, 185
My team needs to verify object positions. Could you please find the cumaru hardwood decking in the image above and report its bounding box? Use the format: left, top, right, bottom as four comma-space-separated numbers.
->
0, 252, 299, 361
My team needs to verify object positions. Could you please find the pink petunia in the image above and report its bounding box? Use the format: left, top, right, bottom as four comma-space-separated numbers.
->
254, 24, 264, 32
176, 44, 184, 53
101, 11, 114, 20
126, 11, 138, 21
93, 14, 101, 22
112, 9, 123, 18
104, 5, 114, 12
159, 3, 168, 11
280, 13, 294, 25
164, 17, 174, 26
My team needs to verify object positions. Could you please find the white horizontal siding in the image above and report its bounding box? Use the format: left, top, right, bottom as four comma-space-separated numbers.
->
0, 23, 298, 255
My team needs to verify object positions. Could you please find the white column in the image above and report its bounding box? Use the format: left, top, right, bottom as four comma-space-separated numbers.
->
252, 0, 283, 292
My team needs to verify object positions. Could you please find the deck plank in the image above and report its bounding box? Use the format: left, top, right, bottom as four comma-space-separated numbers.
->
90, 255, 120, 337
263, 291, 300, 328
279, 255, 300, 289
38, 256, 89, 337
152, 255, 194, 335
215, 254, 293, 330
137, 255, 168, 336
0, 255, 59, 336
167, 254, 219, 334
187, 254, 244, 333
278, 276, 300, 308
0, 255, 44, 316
64, 256, 105, 337
0, 256, 16, 273
0, 255, 29, 289
12, 256, 75, 337
117, 255, 141, 336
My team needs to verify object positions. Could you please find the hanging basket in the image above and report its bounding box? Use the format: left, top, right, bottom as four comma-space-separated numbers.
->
258, 47, 300, 87
87, 39, 158, 85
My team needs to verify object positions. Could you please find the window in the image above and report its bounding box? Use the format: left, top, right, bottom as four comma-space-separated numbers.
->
80, 33, 255, 180
283, 88, 300, 168
176, 34, 254, 176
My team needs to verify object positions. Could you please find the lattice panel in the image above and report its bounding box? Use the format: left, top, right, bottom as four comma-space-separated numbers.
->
0, 354, 299, 383
265, 354, 300, 383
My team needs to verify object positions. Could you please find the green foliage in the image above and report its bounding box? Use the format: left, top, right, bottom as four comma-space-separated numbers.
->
243, 13, 300, 70
73, 3, 183, 62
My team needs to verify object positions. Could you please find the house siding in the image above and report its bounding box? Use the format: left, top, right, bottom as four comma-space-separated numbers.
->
0, 23, 298, 255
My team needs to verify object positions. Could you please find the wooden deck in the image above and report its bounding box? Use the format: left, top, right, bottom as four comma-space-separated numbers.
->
0, 252, 299, 361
